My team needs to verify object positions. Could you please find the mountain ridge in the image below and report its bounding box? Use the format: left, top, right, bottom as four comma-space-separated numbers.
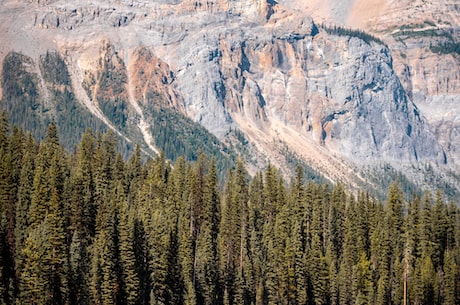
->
1, 0, 459, 197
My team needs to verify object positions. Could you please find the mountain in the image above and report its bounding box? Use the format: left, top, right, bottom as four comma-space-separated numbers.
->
293, 0, 460, 168
0, 0, 459, 198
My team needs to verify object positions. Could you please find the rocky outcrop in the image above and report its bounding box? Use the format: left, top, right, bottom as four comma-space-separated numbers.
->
0, 0, 457, 192
293, 0, 460, 172
159, 3, 445, 167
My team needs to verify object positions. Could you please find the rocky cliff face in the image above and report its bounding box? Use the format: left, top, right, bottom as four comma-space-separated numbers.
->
294, 0, 460, 171
0, 0, 458, 194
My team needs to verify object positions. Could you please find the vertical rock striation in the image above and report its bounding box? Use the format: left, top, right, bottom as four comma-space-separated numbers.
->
0, 0, 457, 192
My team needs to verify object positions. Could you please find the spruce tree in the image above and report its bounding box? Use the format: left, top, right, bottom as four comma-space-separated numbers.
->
353, 252, 373, 305
29, 123, 66, 229
219, 168, 236, 305
431, 191, 447, 268
126, 144, 143, 205
418, 193, 433, 259
442, 250, 458, 305
69, 231, 90, 305
248, 172, 266, 305
70, 129, 96, 236
195, 158, 220, 305
338, 197, 357, 305
0, 114, 22, 303
19, 191, 69, 305
309, 234, 329, 305
14, 132, 36, 304
326, 185, 345, 305
43, 189, 68, 305
174, 161, 197, 305
372, 215, 391, 305
385, 182, 405, 303
93, 131, 118, 232
19, 223, 48, 304
119, 200, 140, 305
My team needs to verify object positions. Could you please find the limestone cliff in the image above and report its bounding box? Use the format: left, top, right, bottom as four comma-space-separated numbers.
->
0, 0, 458, 195
292, 0, 460, 172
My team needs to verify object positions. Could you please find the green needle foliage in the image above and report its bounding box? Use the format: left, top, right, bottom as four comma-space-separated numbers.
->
0, 113, 458, 305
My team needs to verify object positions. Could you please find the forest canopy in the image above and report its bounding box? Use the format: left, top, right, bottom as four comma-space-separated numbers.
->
0, 112, 459, 305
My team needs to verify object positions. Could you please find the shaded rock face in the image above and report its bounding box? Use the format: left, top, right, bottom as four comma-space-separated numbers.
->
160, 2, 445, 166
293, 0, 460, 170
0, 0, 455, 187
210, 23, 445, 165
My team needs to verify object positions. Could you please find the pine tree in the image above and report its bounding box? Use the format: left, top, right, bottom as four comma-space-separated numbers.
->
195, 158, 220, 305
418, 193, 433, 260
353, 252, 373, 305
0, 114, 23, 304
70, 129, 96, 236
0, 219, 7, 305
338, 197, 357, 305
126, 144, 143, 205
173, 160, 197, 305
271, 202, 291, 305
69, 231, 90, 305
261, 219, 277, 305
14, 132, 36, 304
93, 131, 118, 232
133, 219, 151, 305
119, 200, 140, 305
385, 182, 405, 304
43, 189, 68, 305
309, 234, 329, 305
18, 190, 68, 305
371, 212, 391, 305
402, 194, 419, 305
413, 255, 437, 305
431, 191, 447, 269
6, 126, 24, 251
147, 178, 182, 305
234, 159, 250, 305
263, 163, 279, 223
442, 250, 458, 305
19, 223, 48, 304
29, 123, 66, 229
292, 217, 308, 305
445, 202, 457, 256
328, 184, 345, 259
90, 189, 121, 305
136, 153, 170, 305
326, 184, 345, 305
218, 159, 250, 305
98, 228, 119, 305
248, 172, 266, 305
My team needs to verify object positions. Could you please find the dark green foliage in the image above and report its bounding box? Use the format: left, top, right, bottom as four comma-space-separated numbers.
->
280, 144, 329, 185
0, 117, 458, 305
53, 87, 107, 150
321, 24, 385, 45
361, 163, 423, 201
145, 105, 234, 176
39, 51, 108, 150
1, 52, 45, 141
393, 28, 453, 40
39, 51, 71, 86
430, 41, 460, 56
69, 232, 90, 305
1, 51, 107, 151
99, 97, 128, 130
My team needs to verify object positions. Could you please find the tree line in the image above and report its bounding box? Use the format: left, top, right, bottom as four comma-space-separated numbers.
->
0, 112, 459, 305
321, 24, 385, 46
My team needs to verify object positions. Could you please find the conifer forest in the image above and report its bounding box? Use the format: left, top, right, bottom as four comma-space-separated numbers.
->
0, 112, 459, 305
